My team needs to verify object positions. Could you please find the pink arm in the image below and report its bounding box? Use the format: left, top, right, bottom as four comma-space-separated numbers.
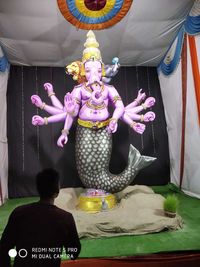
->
125, 110, 156, 122
57, 114, 74, 148
49, 94, 64, 110
43, 104, 63, 115
44, 83, 64, 110
107, 86, 125, 133
126, 97, 156, 114
31, 95, 63, 115
32, 112, 66, 126
57, 86, 81, 148
125, 89, 146, 110
108, 86, 124, 120
64, 92, 80, 117
122, 113, 146, 134
123, 111, 141, 121
47, 113, 66, 123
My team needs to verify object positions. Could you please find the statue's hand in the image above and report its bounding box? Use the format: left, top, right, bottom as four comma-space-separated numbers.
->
57, 134, 68, 148
64, 93, 76, 115
143, 111, 156, 122
136, 89, 146, 103
132, 123, 146, 134
44, 82, 54, 93
143, 97, 155, 108
31, 95, 43, 108
32, 115, 44, 126
107, 119, 118, 134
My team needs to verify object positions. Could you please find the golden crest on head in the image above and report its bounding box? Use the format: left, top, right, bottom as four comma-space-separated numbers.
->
82, 30, 102, 63
65, 61, 86, 84
81, 30, 105, 77
66, 31, 105, 84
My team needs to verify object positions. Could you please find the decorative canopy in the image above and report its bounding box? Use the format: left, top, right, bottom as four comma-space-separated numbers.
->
0, 0, 195, 67
57, 0, 133, 30
158, 0, 200, 76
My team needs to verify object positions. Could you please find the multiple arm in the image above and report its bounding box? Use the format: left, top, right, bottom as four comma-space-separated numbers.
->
126, 97, 155, 113
121, 89, 156, 134
107, 87, 155, 135
31, 83, 82, 148
31, 83, 67, 126
31, 82, 156, 145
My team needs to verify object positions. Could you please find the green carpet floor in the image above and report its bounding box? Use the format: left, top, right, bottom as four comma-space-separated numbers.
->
0, 184, 200, 258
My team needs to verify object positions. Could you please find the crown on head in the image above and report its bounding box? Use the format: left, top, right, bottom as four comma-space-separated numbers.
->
82, 30, 102, 63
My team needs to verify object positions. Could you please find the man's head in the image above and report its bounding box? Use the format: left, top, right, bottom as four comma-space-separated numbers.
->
36, 168, 60, 199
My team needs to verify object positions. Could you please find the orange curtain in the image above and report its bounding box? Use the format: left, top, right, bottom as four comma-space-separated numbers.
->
188, 35, 200, 125
179, 34, 187, 189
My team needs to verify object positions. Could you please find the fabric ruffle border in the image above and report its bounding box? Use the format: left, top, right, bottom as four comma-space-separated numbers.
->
158, 0, 200, 75
158, 27, 185, 76
0, 47, 9, 72
57, 0, 133, 30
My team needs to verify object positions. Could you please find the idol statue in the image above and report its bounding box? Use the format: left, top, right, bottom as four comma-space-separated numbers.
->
31, 31, 156, 193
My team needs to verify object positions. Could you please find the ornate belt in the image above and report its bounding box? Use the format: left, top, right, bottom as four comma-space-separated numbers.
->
77, 118, 110, 129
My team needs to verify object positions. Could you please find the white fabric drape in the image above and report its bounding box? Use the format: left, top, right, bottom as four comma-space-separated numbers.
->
158, 35, 200, 198
0, 50, 9, 205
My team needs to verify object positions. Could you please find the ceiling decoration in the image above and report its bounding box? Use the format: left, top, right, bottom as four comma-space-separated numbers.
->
158, 0, 200, 76
0, 0, 195, 67
185, 0, 200, 35
158, 28, 184, 76
57, 0, 133, 30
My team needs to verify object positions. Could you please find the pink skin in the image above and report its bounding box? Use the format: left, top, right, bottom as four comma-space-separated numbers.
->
125, 89, 146, 110
126, 97, 156, 114
57, 115, 73, 147
31, 95, 42, 108
31, 95, 63, 115
122, 113, 146, 134
144, 97, 156, 108
31, 64, 156, 146
107, 120, 117, 134
143, 111, 156, 122
31, 86, 155, 139
124, 110, 156, 122
85, 61, 102, 86
44, 83, 63, 110
32, 113, 67, 126
122, 91, 156, 134
32, 115, 44, 126
91, 90, 104, 105
57, 134, 68, 148
64, 93, 76, 115
132, 123, 146, 134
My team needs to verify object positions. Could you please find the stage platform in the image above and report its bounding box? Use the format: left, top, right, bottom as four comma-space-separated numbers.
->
1, 184, 200, 266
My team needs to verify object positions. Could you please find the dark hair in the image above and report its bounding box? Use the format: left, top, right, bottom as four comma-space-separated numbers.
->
36, 168, 60, 198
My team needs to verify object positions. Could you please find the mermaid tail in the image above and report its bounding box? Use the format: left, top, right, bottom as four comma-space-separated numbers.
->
75, 125, 156, 193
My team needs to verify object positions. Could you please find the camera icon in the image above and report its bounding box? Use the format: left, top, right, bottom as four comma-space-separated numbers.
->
8, 248, 28, 258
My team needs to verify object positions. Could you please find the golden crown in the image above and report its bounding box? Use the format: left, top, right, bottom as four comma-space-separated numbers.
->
82, 30, 102, 63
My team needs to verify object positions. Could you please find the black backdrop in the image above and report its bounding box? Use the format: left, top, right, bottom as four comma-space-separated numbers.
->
7, 66, 170, 198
